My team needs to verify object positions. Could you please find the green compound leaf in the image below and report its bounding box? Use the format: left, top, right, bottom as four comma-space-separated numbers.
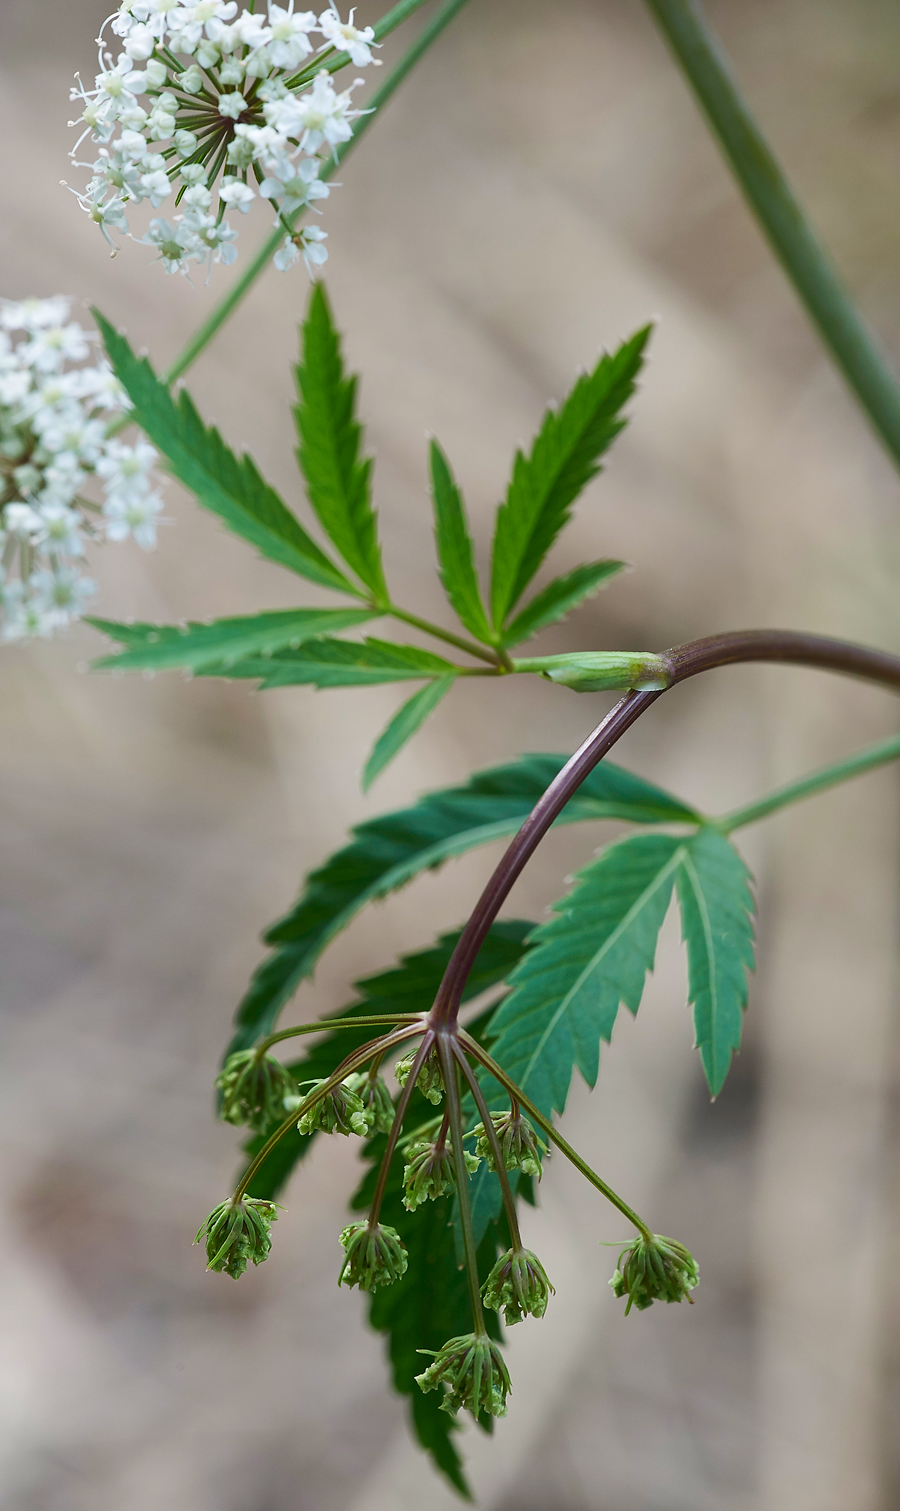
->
483, 832, 684, 1120
200, 636, 457, 689
230, 754, 698, 1053
500, 559, 626, 648
489, 327, 651, 630
94, 311, 358, 596
429, 440, 493, 644
362, 675, 457, 791
676, 827, 756, 1097
294, 283, 387, 600
86, 608, 381, 673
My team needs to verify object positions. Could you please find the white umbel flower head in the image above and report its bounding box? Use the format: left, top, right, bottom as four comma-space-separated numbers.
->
0, 296, 165, 643
70, 3, 377, 278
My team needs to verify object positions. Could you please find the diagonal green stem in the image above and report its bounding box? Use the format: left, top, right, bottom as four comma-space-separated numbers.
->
161, 0, 472, 386
260, 1014, 424, 1053
436, 1034, 487, 1331
644, 0, 900, 470
452, 1041, 522, 1251
718, 729, 900, 834
367, 1031, 433, 1227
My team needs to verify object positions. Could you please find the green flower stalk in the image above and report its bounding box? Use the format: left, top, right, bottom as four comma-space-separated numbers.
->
482, 1246, 555, 1325
402, 1136, 479, 1210
416, 1333, 512, 1419
196, 1196, 279, 1279
472, 1110, 543, 1179
215, 1049, 297, 1133
395, 1047, 444, 1105
296, 1077, 371, 1136
609, 1233, 699, 1313
343, 1071, 396, 1135
338, 1220, 408, 1291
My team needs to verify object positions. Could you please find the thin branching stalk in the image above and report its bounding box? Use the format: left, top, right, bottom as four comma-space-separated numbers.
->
452, 1042, 523, 1251
260, 1014, 425, 1053
435, 1033, 486, 1331
366, 1032, 434, 1228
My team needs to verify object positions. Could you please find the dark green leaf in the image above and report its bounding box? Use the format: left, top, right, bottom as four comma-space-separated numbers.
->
362, 676, 456, 791
94, 311, 358, 595
429, 440, 493, 644
483, 833, 683, 1120
230, 753, 698, 1053
500, 559, 626, 648
489, 327, 651, 628
249, 637, 456, 689
86, 608, 380, 673
294, 283, 386, 599
676, 828, 755, 1097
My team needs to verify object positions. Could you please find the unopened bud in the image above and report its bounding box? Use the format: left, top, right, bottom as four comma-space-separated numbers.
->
343, 1071, 395, 1135
512, 651, 670, 693
216, 1049, 297, 1133
296, 1077, 370, 1137
609, 1233, 699, 1313
482, 1246, 554, 1325
338, 1220, 408, 1290
472, 1110, 543, 1179
196, 1196, 278, 1279
395, 1047, 444, 1105
416, 1333, 511, 1419
402, 1137, 479, 1210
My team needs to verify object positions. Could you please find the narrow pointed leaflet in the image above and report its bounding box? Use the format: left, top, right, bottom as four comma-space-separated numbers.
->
294, 284, 387, 601
362, 676, 457, 791
489, 326, 651, 630
429, 440, 494, 645
95, 312, 359, 594
500, 559, 626, 648
87, 608, 382, 674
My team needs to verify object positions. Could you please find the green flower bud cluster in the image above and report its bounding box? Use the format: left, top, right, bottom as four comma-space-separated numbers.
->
472, 1110, 543, 1179
215, 1049, 297, 1133
482, 1246, 555, 1325
338, 1220, 409, 1291
416, 1333, 511, 1419
395, 1048, 444, 1105
296, 1077, 372, 1137
196, 1196, 279, 1279
609, 1233, 699, 1313
402, 1136, 479, 1210
343, 1071, 396, 1135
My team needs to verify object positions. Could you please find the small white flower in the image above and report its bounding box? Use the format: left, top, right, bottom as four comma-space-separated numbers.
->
273, 223, 327, 272
103, 490, 164, 548
318, 6, 377, 67
217, 90, 247, 120
30, 567, 97, 627
260, 153, 328, 215
0, 296, 72, 333
21, 323, 92, 374
140, 167, 173, 205
274, 70, 357, 153
178, 64, 204, 93
122, 21, 156, 58
219, 177, 255, 212
3, 503, 44, 540
96, 438, 159, 500
266, 4, 317, 70
34, 503, 87, 558
182, 182, 214, 209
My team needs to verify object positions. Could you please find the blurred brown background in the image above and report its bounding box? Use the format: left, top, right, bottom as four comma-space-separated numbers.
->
2, 1, 900, 1506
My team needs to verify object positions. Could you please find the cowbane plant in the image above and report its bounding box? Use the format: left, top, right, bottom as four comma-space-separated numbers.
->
68, 3, 379, 277
9, 0, 900, 1497
0, 297, 163, 643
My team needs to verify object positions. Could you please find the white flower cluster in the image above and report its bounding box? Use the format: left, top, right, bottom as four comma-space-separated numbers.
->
69, 3, 378, 278
0, 297, 163, 643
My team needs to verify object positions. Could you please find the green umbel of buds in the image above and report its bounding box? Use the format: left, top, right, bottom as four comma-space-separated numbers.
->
395, 1048, 444, 1105
215, 1049, 297, 1133
402, 1137, 479, 1210
416, 1333, 511, 1419
609, 1233, 699, 1313
343, 1071, 396, 1135
196, 1196, 279, 1279
472, 1110, 543, 1179
482, 1246, 555, 1325
338, 1220, 409, 1291
296, 1077, 371, 1137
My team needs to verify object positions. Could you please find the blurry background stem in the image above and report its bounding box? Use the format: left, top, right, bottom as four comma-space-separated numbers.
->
644, 0, 900, 472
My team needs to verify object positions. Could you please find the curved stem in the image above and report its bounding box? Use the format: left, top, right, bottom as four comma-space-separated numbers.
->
460, 1033, 652, 1241
435, 1033, 486, 1332
719, 729, 900, 834
260, 1013, 424, 1053
161, 0, 472, 386
428, 628, 900, 1031
367, 1032, 434, 1228
235, 1023, 419, 1200
643, 0, 900, 471
452, 1041, 522, 1251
